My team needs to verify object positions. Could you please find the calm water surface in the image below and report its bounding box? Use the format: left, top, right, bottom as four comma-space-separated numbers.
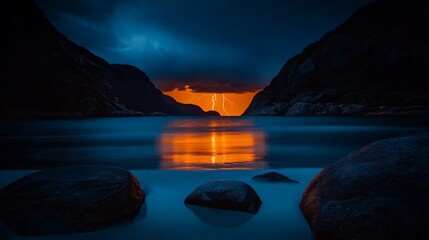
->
0, 117, 428, 170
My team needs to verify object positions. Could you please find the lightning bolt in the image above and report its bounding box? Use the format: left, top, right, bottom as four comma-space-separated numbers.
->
187, 92, 233, 115
222, 94, 234, 116
211, 93, 217, 110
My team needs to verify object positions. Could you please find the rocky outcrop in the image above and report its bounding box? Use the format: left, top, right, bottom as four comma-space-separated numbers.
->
205, 110, 221, 116
300, 132, 429, 240
244, 0, 429, 116
184, 180, 262, 214
0, 166, 145, 235
0, 0, 207, 119
252, 171, 298, 183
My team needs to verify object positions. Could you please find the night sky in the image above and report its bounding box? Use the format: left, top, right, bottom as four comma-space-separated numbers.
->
35, 0, 372, 95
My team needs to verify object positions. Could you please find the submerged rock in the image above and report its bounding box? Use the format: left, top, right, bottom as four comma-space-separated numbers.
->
184, 180, 262, 214
252, 171, 299, 183
0, 165, 145, 236
300, 132, 429, 240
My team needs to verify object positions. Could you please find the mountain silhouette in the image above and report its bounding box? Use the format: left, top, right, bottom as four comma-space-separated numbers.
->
0, 0, 209, 118
244, 0, 429, 116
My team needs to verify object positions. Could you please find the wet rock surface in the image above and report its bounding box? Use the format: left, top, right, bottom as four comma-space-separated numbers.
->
0, 165, 145, 235
185, 180, 262, 214
300, 132, 429, 240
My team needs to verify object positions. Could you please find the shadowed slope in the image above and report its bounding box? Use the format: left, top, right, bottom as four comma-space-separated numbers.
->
244, 0, 429, 116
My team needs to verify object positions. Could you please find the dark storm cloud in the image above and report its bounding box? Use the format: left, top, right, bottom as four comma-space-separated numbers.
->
36, 0, 372, 93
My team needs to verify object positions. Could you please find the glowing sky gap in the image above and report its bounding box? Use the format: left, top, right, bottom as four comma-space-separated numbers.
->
38, 0, 374, 105
181, 91, 236, 115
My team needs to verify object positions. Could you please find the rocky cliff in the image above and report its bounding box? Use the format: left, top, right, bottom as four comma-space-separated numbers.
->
244, 0, 429, 116
0, 0, 207, 118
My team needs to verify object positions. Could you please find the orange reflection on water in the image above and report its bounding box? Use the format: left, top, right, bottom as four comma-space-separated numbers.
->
159, 119, 266, 170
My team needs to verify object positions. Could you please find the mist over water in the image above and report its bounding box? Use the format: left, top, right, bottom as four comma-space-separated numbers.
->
0, 117, 428, 170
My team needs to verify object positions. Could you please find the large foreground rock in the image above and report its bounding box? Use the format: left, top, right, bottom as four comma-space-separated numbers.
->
185, 180, 262, 214
0, 166, 145, 235
300, 133, 429, 240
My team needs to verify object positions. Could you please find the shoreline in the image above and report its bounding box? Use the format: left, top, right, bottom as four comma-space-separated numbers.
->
0, 168, 320, 240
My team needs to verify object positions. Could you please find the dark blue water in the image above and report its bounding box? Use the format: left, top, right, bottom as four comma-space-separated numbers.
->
0, 117, 428, 170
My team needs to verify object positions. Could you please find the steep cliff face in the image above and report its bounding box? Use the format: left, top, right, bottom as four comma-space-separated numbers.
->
0, 0, 207, 118
244, 0, 429, 116
0, 0, 131, 118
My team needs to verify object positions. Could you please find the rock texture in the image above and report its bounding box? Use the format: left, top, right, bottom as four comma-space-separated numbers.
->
244, 0, 429, 116
0, 166, 145, 236
0, 0, 207, 119
184, 180, 262, 214
300, 132, 429, 240
252, 171, 298, 183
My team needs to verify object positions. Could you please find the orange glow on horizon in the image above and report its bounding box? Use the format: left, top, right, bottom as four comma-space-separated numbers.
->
163, 86, 260, 116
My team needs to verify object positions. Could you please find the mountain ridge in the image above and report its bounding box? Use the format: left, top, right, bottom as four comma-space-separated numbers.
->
0, 0, 210, 119
243, 0, 429, 116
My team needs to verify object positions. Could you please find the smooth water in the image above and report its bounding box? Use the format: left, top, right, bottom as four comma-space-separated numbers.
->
0, 116, 428, 170
0, 168, 319, 240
